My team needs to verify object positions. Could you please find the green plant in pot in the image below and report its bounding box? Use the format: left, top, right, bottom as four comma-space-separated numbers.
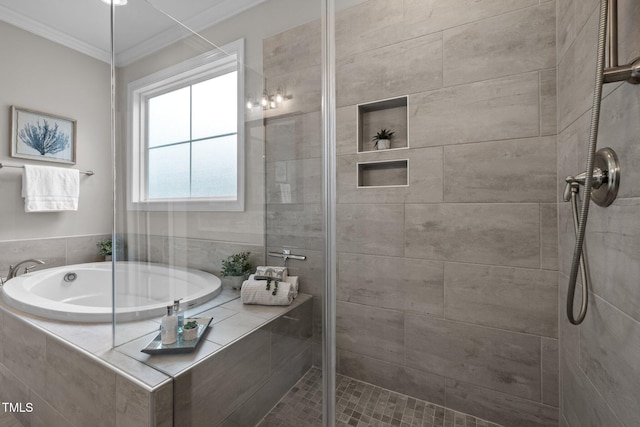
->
372, 128, 394, 150
220, 251, 252, 290
182, 320, 199, 341
97, 238, 113, 260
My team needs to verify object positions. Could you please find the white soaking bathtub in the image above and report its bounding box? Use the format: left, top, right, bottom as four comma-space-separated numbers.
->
1, 261, 222, 322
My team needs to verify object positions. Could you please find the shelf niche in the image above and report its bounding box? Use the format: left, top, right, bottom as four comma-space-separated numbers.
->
358, 96, 408, 153
357, 160, 408, 187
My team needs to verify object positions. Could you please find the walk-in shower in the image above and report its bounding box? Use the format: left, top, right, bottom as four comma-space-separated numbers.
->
564, 0, 639, 325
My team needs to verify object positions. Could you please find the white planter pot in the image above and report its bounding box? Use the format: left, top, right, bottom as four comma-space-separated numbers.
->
228, 275, 245, 290
182, 327, 198, 341
376, 139, 391, 150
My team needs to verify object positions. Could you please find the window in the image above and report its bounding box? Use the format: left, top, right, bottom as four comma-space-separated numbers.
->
127, 40, 244, 211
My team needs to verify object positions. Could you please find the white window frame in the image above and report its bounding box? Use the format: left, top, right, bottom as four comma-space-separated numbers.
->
127, 39, 245, 212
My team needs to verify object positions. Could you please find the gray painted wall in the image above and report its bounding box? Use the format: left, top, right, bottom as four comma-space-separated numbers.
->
557, 0, 640, 426
0, 22, 112, 243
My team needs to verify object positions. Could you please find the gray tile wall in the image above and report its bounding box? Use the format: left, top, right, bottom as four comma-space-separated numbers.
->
0, 309, 171, 427
0, 234, 111, 278
264, 1, 559, 426
557, 0, 640, 426
174, 299, 313, 427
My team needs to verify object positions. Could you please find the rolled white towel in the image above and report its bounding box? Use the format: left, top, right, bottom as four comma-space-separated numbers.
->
254, 266, 288, 281
241, 279, 293, 306
247, 274, 299, 298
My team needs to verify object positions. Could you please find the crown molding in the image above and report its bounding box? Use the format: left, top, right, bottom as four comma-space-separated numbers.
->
0, 4, 111, 64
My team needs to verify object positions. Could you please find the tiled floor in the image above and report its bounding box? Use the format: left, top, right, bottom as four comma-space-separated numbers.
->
257, 367, 503, 427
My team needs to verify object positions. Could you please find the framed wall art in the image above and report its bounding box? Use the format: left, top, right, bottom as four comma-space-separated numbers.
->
10, 106, 77, 164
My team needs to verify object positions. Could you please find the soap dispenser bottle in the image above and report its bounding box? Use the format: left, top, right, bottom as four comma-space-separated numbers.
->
161, 306, 178, 345
173, 298, 184, 333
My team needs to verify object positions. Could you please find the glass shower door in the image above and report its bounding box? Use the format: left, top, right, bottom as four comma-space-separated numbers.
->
110, 0, 333, 425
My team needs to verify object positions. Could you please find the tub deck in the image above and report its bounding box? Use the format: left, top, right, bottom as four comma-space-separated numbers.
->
0, 287, 313, 426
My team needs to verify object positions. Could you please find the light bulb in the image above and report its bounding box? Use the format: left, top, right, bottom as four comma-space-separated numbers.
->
246, 100, 253, 109
275, 90, 283, 104
101, 0, 128, 5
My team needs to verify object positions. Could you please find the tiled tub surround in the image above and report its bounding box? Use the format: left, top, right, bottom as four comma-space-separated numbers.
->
0, 234, 111, 279
265, 1, 559, 426
0, 286, 312, 427
557, 0, 640, 426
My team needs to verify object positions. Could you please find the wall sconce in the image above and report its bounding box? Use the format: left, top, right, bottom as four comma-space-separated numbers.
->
246, 86, 291, 110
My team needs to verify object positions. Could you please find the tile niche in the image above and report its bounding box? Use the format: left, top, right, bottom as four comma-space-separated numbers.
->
357, 96, 409, 188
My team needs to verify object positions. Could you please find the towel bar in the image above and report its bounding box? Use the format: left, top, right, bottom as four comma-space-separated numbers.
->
0, 162, 94, 175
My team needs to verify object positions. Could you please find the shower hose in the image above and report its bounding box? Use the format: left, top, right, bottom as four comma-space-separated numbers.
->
566, 0, 608, 325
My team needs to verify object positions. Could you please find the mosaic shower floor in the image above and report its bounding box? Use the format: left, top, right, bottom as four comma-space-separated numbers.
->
257, 367, 503, 427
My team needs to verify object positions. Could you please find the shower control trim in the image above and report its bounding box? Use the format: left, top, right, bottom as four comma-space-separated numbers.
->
564, 147, 620, 207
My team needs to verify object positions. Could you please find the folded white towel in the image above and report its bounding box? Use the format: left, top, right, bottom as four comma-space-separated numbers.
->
254, 266, 288, 281
247, 274, 299, 298
241, 279, 294, 306
22, 165, 79, 212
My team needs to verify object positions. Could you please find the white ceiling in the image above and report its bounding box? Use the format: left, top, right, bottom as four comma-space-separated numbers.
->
0, 0, 266, 66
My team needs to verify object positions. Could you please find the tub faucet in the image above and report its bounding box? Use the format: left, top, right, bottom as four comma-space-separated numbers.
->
6, 259, 46, 281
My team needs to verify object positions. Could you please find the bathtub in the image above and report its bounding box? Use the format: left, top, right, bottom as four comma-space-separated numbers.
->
1, 261, 222, 322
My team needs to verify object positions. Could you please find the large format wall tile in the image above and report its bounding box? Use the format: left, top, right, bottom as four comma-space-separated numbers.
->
599, 84, 640, 199
29, 391, 74, 427
335, 0, 405, 59
263, 20, 320, 77
405, 203, 540, 268
445, 379, 559, 427
580, 294, 640, 427
2, 314, 46, 392
221, 346, 312, 427
541, 204, 559, 271
336, 301, 404, 364
175, 328, 271, 427
557, 9, 598, 132
444, 263, 558, 337
542, 338, 559, 407
266, 203, 323, 251
405, 314, 541, 400
443, 2, 555, 86
45, 337, 117, 427
444, 137, 557, 203
585, 199, 640, 321
403, 0, 538, 41
266, 158, 321, 205
337, 204, 404, 256
337, 147, 443, 204
540, 69, 558, 136
338, 349, 446, 405
265, 111, 321, 162
0, 363, 30, 427
115, 376, 151, 427
409, 73, 539, 147
561, 348, 624, 427
338, 253, 444, 317
337, 32, 443, 107
0, 238, 66, 278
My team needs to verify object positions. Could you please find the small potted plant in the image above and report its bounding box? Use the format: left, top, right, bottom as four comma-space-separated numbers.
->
220, 251, 252, 290
372, 128, 394, 150
97, 238, 113, 261
182, 320, 199, 341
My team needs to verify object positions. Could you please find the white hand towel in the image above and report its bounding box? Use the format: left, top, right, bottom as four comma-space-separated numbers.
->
22, 165, 79, 212
241, 279, 293, 306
